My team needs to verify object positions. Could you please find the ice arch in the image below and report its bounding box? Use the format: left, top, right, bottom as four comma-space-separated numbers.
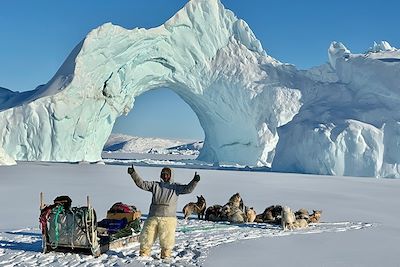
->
0, 0, 301, 166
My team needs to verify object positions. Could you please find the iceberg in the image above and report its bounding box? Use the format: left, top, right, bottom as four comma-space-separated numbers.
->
0, 0, 301, 166
273, 41, 400, 177
0, 0, 399, 177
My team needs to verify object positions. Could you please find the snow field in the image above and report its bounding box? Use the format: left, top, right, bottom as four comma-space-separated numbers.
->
1, 162, 399, 266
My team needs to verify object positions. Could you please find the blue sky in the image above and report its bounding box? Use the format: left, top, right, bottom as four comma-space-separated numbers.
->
1, 0, 399, 140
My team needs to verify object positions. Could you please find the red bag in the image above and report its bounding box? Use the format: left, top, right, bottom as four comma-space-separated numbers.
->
108, 202, 136, 213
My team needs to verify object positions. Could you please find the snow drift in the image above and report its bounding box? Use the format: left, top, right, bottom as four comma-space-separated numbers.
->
0, 0, 399, 177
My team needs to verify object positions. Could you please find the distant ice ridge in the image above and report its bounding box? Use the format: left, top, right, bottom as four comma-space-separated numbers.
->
0, 0, 400, 178
103, 133, 202, 155
368, 41, 396, 53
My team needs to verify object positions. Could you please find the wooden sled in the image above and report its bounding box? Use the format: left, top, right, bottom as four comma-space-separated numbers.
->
100, 233, 140, 253
40, 193, 140, 257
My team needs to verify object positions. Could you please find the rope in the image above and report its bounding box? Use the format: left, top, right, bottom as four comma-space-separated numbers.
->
51, 205, 64, 249
70, 209, 75, 249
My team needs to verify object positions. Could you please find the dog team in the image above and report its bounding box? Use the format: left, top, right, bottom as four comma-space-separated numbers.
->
183, 193, 322, 230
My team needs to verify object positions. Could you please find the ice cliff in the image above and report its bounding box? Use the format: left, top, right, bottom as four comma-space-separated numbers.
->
1, 0, 399, 177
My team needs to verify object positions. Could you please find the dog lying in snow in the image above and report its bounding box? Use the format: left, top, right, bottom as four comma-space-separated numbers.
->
205, 204, 222, 222
295, 208, 309, 220
205, 204, 223, 221
294, 218, 308, 229
281, 206, 296, 230
255, 205, 282, 224
224, 193, 246, 223
308, 210, 322, 223
183, 195, 206, 220
205, 193, 247, 223
205, 204, 240, 222
227, 205, 246, 224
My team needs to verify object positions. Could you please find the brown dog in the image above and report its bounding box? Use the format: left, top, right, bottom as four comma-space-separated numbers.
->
255, 205, 282, 224
183, 195, 206, 220
205, 204, 223, 221
227, 193, 244, 210
308, 210, 322, 223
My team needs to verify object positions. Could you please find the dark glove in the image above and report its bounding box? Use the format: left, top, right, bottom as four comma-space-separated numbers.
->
193, 172, 200, 182
128, 164, 135, 175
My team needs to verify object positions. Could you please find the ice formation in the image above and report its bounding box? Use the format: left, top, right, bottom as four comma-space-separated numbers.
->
273, 41, 400, 178
0, 0, 399, 177
0, 0, 301, 167
368, 41, 396, 53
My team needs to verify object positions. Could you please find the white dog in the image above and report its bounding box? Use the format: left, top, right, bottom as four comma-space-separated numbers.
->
245, 206, 257, 223
281, 206, 296, 230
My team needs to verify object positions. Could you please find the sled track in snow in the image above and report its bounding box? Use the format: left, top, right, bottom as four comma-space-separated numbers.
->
0, 220, 373, 266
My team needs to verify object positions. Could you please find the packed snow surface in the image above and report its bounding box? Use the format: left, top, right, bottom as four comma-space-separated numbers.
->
0, 0, 400, 178
1, 162, 399, 266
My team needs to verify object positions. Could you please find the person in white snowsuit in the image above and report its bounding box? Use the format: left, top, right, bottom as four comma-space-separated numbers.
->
128, 165, 200, 259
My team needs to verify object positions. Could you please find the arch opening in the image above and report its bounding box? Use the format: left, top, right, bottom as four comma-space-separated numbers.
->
105, 87, 204, 158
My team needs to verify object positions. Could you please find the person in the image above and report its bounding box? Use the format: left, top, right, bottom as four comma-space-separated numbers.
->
127, 165, 200, 259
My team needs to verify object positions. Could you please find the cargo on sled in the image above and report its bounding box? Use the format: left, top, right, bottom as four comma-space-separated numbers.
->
39, 193, 142, 257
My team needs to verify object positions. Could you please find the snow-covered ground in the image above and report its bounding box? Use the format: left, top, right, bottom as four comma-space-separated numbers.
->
1, 161, 399, 266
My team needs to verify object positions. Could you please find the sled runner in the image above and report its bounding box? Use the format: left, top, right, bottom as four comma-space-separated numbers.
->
39, 193, 141, 257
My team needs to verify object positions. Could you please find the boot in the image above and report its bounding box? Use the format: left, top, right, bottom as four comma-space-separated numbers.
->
139, 248, 151, 257
161, 248, 172, 259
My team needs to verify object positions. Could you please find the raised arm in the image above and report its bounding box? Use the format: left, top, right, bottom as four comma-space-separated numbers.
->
176, 172, 200, 195
128, 165, 154, 192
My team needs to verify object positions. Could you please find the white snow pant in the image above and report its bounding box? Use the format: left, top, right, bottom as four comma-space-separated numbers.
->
139, 216, 177, 258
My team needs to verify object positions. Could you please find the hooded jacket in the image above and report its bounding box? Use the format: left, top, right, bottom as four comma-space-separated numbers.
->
130, 171, 198, 217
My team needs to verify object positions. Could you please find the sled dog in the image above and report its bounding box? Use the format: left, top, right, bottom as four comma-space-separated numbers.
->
308, 210, 322, 223
255, 205, 282, 223
205, 204, 223, 221
227, 206, 246, 224
294, 218, 308, 229
183, 195, 206, 220
281, 206, 296, 230
227, 193, 244, 210
295, 208, 309, 220
245, 206, 256, 223
220, 204, 231, 221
